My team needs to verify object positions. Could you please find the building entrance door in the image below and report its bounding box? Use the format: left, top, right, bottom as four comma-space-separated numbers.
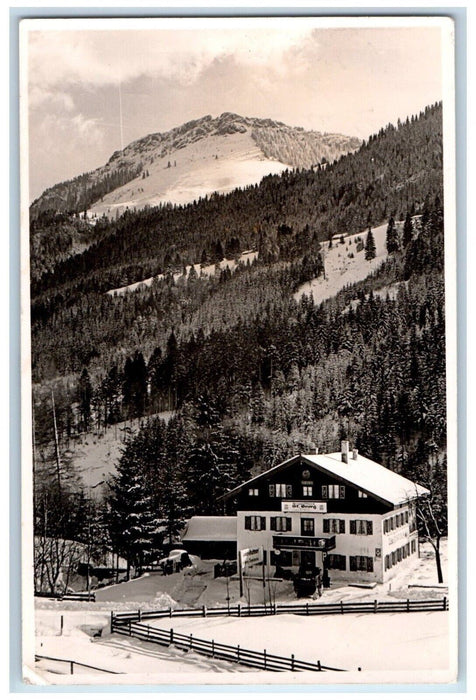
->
300, 550, 316, 570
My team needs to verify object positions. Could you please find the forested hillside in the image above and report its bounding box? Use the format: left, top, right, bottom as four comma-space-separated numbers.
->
32, 104, 447, 574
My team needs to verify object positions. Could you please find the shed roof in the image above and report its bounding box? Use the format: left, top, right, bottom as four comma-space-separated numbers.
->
221, 452, 429, 508
182, 516, 237, 542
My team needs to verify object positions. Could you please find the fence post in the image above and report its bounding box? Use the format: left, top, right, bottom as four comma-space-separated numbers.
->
203, 604, 207, 617
291, 654, 295, 671
170, 628, 174, 645
237, 645, 240, 662
138, 609, 142, 622
147, 625, 150, 640
443, 596, 447, 611
169, 606, 172, 618
60, 615, 64, 636
317, 660, 321, 672
189, 634, 193, 650
212, 639, 215, 658
70, 660, 74, 675
306, 602, 309, 616
238, 603, 241, 618
110, 611, 114, 633
263, 649, 267, 670
128, 620, 131, 635
340, 601, 344, 614
406, 598, 410, 612
374, 599, 378, 613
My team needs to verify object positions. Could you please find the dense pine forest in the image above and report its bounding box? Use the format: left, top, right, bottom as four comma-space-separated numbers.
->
32, 103, 448, 582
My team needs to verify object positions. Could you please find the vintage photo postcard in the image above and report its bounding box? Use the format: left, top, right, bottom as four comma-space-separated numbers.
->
19, 15, 458, 686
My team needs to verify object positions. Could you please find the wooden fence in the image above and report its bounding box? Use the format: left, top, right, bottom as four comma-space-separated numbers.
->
35, 654, 122, 675
111, 596, 448, 625
110, 617, 343, 672
35, 591, 96, 602
110, 597, 448, 674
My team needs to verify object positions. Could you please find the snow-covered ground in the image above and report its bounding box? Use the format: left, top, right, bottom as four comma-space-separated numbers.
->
294, 223, 390, 306
67, 411, 174, 491
88, 131, 288, 219
106, 251, 258, 297
31, 540, 453, 685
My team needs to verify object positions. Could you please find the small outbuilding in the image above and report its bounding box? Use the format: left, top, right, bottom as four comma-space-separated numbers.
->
181, 515, 237, 560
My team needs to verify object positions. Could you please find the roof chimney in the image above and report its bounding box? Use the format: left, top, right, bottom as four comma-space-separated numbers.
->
341, 440, 349, 464
352, 448, 359, 461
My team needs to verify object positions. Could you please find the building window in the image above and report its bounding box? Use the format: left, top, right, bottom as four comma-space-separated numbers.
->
358, 490, 368, 498
270, 516, 292, 532
244, 515, 266, 531
270, 483, 292, 498
327, 554, 346, 570
323, 518, 345, 534
248, 488, 259, 496
385, 554, 390, 570
301, 518, 315, 536
271, 550, 292, 567
349, 556, 373, 572
405, 511, 409, 524
350, 520, 373, 535
322, 484, 345, 499
411, 539, 416, 554
302, 485, 313, 497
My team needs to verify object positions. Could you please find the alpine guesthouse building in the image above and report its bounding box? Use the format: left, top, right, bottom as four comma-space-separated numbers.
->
221, 441, 429, 584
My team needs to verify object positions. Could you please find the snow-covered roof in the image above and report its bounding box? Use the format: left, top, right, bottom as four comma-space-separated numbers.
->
221, 452, 429, 508
182, 516, 237, 542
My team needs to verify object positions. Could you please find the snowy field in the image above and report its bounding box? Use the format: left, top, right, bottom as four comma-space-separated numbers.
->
294, 223, 390, 306
88, 131, 288, 219
31, 540, 453, 685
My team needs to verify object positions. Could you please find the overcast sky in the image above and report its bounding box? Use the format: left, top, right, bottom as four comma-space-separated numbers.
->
25, 19, 444, 201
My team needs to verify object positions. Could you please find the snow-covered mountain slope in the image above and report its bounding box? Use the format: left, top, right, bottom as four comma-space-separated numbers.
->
31, 112, 360, 218
88, 132, 288, 218
294, 223, 391, 305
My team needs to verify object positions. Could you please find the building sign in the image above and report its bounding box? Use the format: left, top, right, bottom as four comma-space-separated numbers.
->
273, 535, 336, 551
239, 546, 263, 567
282, 500, 327, 513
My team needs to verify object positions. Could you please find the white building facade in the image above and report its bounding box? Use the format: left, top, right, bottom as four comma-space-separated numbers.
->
222, 443, 428, 584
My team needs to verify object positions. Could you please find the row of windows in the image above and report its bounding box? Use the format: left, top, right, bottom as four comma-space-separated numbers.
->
248, 483, 372, 500
384, 539, 416, 570
269, 552, 370, 573
244, 516, 374, 535
383, 511, 409, 533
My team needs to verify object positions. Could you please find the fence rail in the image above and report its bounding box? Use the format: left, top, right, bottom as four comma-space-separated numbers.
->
110, 618, 342, 672
111, 596, 448, 624
35, 591, 96, 602
35, 654, 122, 675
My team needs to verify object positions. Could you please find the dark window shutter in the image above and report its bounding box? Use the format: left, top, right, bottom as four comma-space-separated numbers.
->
350, 520, 356, 535
339, 485, 345, 499
322, 485, 328, 499
286, 518, 292, 531
340, 520, 345, 534
270, 517, 276, 531
260, 517, 266, 530
349, 556, 357, 571
367, 521, 373, 536
286, 484, 292, 497
269, 484, 275, 497
367, 557, 374, 572
323, 519, 329, 533
263, 550, 267, 565
245, 516, 251, 530
341, 555, 346, 571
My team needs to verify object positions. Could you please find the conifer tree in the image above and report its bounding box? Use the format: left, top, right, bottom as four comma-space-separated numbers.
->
403, 212, 413, 247
385, 216, 399, 253
365, 227, 376, 260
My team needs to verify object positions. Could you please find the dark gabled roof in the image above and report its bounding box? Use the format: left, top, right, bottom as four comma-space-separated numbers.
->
220, 452, 429, 508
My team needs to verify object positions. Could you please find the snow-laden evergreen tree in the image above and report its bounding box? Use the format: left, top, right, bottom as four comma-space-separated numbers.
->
108, 431, 161, 578
385, 216, 399, 253
364, 227, 376, 260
